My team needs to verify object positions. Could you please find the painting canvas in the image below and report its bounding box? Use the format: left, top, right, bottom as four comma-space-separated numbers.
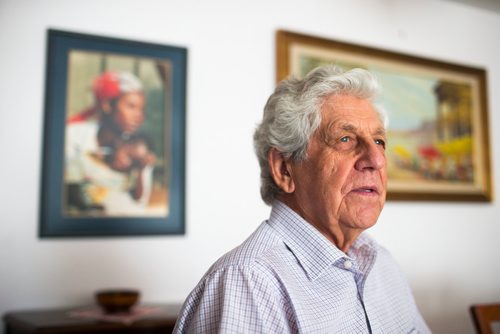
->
65, 50, 171, 218
277, 30, 492, 201
40, 30, 187, 236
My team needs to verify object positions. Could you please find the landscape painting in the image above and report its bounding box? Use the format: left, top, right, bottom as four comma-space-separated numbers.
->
277, 30, 492, 201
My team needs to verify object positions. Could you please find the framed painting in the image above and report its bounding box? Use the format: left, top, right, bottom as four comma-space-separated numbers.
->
276, 30, 493, 201
40, 29, 187, 236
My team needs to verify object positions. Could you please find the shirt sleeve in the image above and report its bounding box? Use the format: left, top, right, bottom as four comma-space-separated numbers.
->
173, 264, 296, 334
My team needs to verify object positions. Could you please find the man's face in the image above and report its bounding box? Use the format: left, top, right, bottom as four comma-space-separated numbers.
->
113, 92, 145, 134
288, 94, 387, 240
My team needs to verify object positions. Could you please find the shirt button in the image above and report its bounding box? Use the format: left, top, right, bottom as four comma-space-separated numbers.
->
344, 260, 353, 269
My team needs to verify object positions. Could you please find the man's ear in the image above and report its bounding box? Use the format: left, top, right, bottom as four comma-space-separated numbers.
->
268, 148, 295, 193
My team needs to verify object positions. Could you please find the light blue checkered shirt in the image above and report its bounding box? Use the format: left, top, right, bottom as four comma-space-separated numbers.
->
174, 201, 431, 333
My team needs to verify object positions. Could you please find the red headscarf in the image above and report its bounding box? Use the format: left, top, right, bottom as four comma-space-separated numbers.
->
67, 71, 143, 123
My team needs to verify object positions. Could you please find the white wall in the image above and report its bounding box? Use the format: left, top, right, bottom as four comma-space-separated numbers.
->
1, 1, 499, 333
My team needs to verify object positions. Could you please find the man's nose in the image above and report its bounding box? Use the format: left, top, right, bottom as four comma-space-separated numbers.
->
355, 140, 386, 171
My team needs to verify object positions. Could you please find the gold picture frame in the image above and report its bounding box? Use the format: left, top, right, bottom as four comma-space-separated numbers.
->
277, 30, 493, 201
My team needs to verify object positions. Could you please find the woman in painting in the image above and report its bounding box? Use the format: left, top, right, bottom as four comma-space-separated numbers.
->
65, 71, 157, 216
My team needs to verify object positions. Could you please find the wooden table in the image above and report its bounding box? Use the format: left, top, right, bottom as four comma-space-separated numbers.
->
3, 304, 182, 334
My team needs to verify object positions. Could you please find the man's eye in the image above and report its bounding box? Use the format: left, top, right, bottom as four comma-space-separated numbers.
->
375, 139, 386, 148
334, 136, 356, 151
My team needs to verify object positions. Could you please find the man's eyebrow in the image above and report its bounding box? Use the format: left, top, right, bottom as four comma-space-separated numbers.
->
374, 127, 387, 140
339, 123, 357, 132
322, 122, 387, 139
324, 121, 356, 134
374, 127, 386, 137
320, 122, 356, 142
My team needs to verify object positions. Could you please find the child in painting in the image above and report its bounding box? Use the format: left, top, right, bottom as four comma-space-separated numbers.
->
106, 133, 156, 201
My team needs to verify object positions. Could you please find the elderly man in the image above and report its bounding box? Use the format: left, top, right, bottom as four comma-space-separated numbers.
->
174, 66, 430, 333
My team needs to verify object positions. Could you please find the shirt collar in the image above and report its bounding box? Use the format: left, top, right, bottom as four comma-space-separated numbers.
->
347, 232, 378, 277
267, 201, 378, 281
267, 201, 345, 281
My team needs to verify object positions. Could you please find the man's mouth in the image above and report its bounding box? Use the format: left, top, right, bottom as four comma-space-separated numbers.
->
351, 186, 379, 195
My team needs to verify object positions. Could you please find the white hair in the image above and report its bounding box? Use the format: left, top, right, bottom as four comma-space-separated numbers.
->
253, 65, 386, 205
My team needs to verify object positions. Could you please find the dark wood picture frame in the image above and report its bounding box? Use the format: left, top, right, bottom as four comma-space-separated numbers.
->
40, 29, 187, 237
277, 30, 493, 201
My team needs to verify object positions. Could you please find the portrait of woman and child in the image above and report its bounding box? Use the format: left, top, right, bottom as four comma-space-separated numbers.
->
64, 53, 171, 218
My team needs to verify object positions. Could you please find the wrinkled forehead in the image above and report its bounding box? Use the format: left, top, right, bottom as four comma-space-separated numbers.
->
320, 95, 386, 130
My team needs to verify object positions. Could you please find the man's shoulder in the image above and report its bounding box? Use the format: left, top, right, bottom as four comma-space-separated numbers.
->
174, 222, 293, 333
205, 222, 285, 277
